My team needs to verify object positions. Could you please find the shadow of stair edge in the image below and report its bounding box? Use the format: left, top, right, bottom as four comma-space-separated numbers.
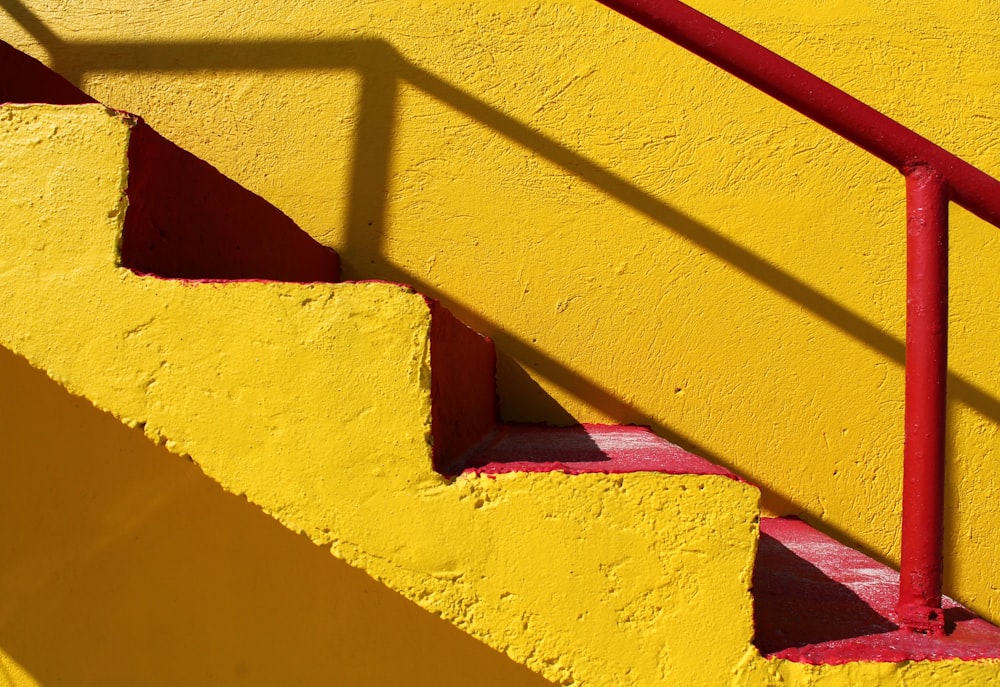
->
0, 344, 561, 687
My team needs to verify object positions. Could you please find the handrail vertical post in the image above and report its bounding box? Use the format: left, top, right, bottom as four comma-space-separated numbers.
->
899, 164, 948, 634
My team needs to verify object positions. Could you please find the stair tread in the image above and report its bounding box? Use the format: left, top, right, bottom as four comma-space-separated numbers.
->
460, 423, 736, 477
754, 516, 1000, 664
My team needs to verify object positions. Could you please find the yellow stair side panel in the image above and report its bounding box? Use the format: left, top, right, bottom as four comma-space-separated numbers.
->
0, 345, 556, 687
0, 103, 761, 687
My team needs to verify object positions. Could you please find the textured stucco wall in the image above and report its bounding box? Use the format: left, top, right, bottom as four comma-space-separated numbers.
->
2, 72, 1000, 687
6, 0, 989, 623
4, 0, 1000, 674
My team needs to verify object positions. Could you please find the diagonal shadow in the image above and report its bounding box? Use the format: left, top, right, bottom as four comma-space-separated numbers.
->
0, 346, 558, 687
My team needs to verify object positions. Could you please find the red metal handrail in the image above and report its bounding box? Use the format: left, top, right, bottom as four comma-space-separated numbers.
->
597, 0, 1000, 634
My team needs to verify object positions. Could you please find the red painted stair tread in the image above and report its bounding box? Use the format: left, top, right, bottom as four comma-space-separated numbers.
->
754, 516, 1000, 663
460, 424, 736, 477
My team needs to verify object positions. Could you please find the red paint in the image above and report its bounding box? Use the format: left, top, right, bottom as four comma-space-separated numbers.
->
459, 424, 736, 477
0, 40, 95, 104
427, 298, 497, 473
122, 120, 339, 283
595, 0, 1000, 228
754, 517, 1000, 663
900, 167, 949, 633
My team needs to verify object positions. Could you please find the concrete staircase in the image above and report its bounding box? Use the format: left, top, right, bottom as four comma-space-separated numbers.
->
3, 47, 1000, 687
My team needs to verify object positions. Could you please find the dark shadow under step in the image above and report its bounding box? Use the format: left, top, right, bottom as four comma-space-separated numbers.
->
754, 516, 1000, 664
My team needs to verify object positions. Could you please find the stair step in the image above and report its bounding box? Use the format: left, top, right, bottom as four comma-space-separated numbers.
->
458, 423, 735, 477
4, 71, 998, 683
754, 516, 1000, 664
0, 101, 761, 686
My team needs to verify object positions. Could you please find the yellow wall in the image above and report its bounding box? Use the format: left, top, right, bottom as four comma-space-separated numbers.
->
2, 0, 1000, 639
